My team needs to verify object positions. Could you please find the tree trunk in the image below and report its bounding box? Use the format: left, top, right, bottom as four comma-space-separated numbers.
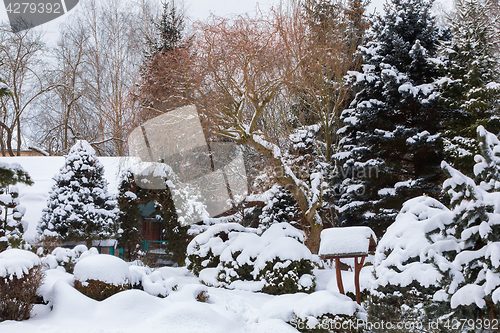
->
242, 134, 323, 253
16, 118, 21, 156
305, 222, 322, 254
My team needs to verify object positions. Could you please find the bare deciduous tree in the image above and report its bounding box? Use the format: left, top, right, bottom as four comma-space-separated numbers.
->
192, 10, 325, 251
33, 0, 154, 156
191, 1, 366, 252
0, 25, 54, 156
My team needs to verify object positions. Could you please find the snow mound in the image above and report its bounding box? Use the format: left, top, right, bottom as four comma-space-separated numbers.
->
293, 290, 361, 319
260, 222, 305, 243
128, 265, 151, 287
142, 267, 178, 297
254, 236, 312, 271
0, 249, 40, 279
259, 293, 308, 322
73, 254, 129, 286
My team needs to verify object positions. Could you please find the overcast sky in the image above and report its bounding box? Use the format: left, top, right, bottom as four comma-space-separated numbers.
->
0, 0, 388, 40
0, 0, 449, 43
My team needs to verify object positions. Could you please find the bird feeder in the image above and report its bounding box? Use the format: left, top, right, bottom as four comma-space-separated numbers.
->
318, 226, 377, 304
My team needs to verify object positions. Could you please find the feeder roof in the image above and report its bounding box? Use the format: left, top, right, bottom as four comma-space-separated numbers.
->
319, 226, 377, 257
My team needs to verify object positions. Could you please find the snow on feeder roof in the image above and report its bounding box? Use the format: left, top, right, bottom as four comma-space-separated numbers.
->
319, 226, 377, 257
318, 226, 377, 305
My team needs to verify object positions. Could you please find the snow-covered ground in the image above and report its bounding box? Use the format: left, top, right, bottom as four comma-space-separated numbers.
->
0, 261, 372, 333
0, 156, 374, 332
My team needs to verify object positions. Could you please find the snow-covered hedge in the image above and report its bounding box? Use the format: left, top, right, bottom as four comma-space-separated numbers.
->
186, 223, 248, 276
0, 249, 43, 321
188, 223, 315, 295
73, 254, 130, 301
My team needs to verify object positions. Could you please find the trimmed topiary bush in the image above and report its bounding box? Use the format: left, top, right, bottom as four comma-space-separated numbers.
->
0, 249, 43, 322
254, 236, 315, 295
73, 254, 129, 301
289, 291, 363, 332
74, 279, 129, 301
258, 258, 315, 295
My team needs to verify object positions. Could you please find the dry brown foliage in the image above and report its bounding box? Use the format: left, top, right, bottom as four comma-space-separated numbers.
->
0, 265, 44, 321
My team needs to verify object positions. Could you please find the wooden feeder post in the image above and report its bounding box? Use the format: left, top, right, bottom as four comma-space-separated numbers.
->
354, 255, 366, 304
334, 257, 345, 294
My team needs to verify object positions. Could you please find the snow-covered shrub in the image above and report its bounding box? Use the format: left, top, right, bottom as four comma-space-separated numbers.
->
73, 254, 129, 301
186, 223, 247, 276
128, 264, 151, 290
425, 155, 500, 323
42, 245, 96, 274
368, 196, 450, 331
290, 291, 363, 332
191, 222, 315, 294
141, 268, 178, 297
259, 291, 363, 332
255, 236, 315, 295
0, 249, 43, 321
217, 232, 263, 284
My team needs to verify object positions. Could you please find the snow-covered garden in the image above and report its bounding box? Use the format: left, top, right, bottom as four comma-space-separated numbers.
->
2, 124, 500, 332
3, 0, 500, 331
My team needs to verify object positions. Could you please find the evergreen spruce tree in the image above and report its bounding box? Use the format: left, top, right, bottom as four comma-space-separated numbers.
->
0, 164, 32, 251
144, 0, 185, 57
335, 0, 447, 236
426, 126, 500, 324
0, 77, 11, 98
439, 0, 500, 176
140, 0, 193, 115
156, 185, 188, 266
116, 170, 142, 261
38, 140, 118, 248
258, 185, 302, 230
368, 197, 448, 333
116, 168, 188, 265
